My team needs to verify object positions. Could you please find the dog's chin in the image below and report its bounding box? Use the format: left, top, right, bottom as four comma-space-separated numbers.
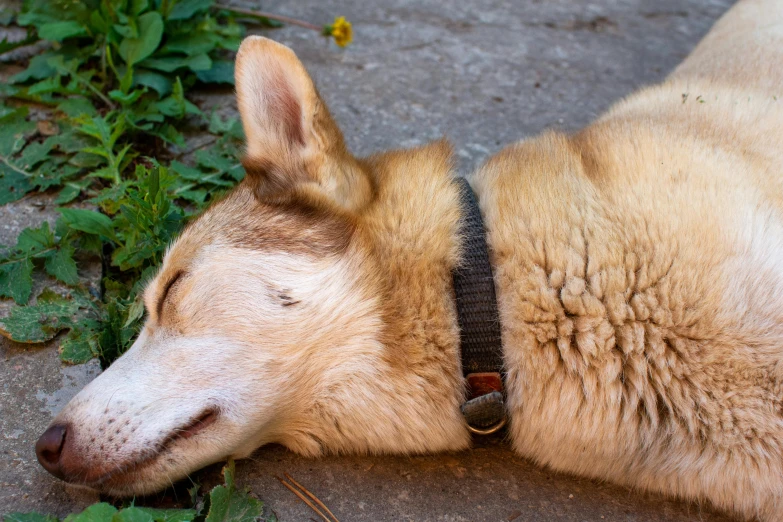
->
88, 458, 180, 497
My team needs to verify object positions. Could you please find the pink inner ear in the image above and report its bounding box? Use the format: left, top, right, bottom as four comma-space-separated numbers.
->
263, 68, 305, 147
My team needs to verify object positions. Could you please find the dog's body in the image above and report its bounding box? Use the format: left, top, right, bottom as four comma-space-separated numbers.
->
35, 1, 783, 520
477, 3, 783, 517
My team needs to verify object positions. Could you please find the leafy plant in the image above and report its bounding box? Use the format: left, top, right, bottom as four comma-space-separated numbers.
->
0, 0, 250, 366
2, 460, 270, 522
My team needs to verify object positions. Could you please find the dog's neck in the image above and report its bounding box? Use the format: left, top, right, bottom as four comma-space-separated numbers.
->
277, 141, 474, 456
362, 141, 465, 377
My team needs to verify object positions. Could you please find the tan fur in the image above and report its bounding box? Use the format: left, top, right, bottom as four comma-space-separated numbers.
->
42, 2, 783, 519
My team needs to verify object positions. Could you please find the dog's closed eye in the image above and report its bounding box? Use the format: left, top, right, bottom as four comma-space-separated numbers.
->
156, 270, 185, 320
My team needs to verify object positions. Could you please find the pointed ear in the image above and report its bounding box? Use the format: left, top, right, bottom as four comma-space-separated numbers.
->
234, 36, 371, 211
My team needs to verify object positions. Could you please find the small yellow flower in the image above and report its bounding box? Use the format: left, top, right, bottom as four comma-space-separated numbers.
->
325, 16, 352, 47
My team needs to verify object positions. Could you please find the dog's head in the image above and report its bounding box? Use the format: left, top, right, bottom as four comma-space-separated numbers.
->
35, 37, 468, 495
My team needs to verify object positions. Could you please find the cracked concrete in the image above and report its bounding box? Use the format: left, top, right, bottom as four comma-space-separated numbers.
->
1, 0, 739, 520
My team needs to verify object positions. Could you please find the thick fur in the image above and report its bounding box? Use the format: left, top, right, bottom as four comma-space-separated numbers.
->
41, 1, 783, 520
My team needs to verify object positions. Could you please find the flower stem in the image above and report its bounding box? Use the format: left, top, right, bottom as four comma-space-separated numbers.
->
214, 5, 322, 31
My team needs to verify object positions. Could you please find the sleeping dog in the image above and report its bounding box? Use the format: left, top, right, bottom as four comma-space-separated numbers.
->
35, 1, 783, 519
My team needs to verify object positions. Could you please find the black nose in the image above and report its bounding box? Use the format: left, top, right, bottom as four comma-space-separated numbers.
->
35, 424, 67, 479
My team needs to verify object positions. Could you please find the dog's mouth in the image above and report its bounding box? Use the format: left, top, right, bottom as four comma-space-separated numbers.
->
85, 407, 221, 492
170, 407, 220, 441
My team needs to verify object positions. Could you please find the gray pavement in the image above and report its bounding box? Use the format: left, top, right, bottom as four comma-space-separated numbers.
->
0, 195, 103, 516
1, 0, 739, 520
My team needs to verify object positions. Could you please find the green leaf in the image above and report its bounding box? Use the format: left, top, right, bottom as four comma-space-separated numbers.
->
57, 98, 99, 118
69, 150, 106, 167
60, 328, 99, 364
108, 89, 145, 104
64, 503, 118, 522
55, 181, 87, 205
205, 460, 264, 522
0, 258, 34, 304
3, 513, 59, 522
118, 12, 163, 66
19, 140, 55, 170
208, 113, 242, 139
153, 98, 185, 118
111, 507, 154, 522
10, 495, 211, 522
0, 104, 16, 119
127, 509, 195, 522
148, 165, 160, 201
88, 181, 131, 213
0, 33, 39, 54
37, 21, 87, 41
152, 76, 188, 117
48, 126, 93, 153
27, 76, 62, 95
44, 244, 79, 285
176, 188, 208, 204
58, 208, 115, 239
17, 0, 92, 29
75, 114, 112, 145
195, 60, 234, 85
0, 222, 57, 304
195, 148, 235, 173
17, 222, 56, 252
167, 0, 214, 21
0, 289, 82, 342
0, 83, 18, 97
88, 11, 109, 35
161, 33, 216, 56
16, 10, 56, 28
0, 161, 34, 205
122, 295, 145, 327
113, 24, 137, 39
133, 69, 173, 96
30, 161, 74, 192
9, 53, 56, 83
0, 119, 37, 156
141, 53, 211, 73
130, 0, 149, 16
0, 8, 15, 25
149, 123, 185, 146
170, 160, 203, 180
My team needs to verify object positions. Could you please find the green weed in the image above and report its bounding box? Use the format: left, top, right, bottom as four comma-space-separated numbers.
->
0, 0, 268, 366
3, 460, 272, 522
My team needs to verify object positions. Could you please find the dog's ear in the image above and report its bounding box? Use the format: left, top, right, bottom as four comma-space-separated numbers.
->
235, 36, 371, 211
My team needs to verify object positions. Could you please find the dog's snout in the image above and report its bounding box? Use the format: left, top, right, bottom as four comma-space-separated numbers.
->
35, 424, 68, 479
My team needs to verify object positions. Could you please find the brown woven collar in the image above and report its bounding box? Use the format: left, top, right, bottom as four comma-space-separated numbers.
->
452, 177, 507, 435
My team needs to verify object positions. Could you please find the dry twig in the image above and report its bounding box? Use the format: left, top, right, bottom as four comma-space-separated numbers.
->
275, 473, 340, 522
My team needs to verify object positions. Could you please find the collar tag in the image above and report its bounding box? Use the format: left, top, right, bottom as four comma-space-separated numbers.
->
466, 372, 503, 399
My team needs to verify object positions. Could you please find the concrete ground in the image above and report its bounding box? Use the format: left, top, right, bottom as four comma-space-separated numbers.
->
1, 0, 739, 520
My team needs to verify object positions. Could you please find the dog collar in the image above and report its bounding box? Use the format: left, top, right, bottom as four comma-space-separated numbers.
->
452, 177, 507, 435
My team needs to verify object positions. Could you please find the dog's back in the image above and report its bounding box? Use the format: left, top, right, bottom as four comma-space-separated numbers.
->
472, 0, 783, 519
671, 0, 783, 94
